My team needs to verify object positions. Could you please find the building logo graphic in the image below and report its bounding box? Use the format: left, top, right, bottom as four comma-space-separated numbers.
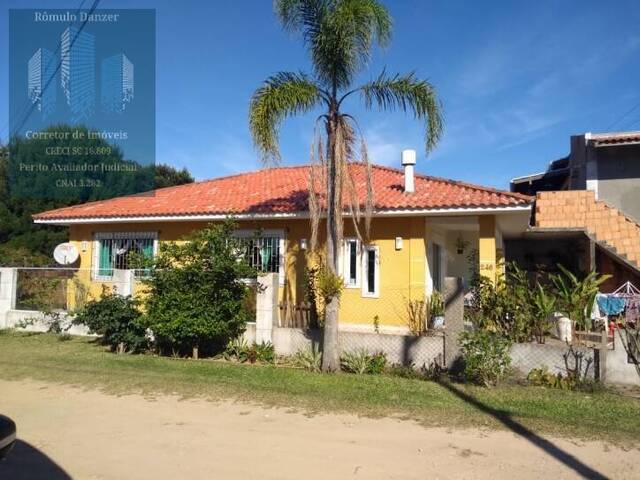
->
27, 25, 135, 121
60, 26, 96, 121
101, 53, 134, 114
28, 47, 57, 118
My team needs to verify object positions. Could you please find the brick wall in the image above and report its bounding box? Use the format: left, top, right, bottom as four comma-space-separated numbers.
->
536, 190, 640, 269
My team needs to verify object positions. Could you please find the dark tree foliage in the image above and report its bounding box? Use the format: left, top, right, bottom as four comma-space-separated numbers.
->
0, 126, 194, 265
154, 164, 194, 189
141, 221, 256, 357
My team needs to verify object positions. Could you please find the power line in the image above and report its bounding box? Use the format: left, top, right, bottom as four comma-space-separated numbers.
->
605, 101, 640, 132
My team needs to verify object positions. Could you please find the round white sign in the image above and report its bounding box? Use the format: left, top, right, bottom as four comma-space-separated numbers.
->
53, 243, 79, 265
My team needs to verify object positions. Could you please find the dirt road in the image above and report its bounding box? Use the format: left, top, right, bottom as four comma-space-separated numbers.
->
0, 379, 637, 479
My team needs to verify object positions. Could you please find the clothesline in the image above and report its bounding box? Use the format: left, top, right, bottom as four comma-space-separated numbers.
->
611, 280, 640, 298
595, 281, 640, 332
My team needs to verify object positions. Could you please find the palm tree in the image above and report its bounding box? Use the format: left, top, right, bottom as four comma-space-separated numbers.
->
250, 0, 443, 371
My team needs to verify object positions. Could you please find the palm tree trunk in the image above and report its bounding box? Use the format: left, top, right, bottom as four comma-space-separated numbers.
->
322, 109, 341, 372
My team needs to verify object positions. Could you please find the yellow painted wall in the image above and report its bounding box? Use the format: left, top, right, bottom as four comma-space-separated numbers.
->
65, 215, 468, 328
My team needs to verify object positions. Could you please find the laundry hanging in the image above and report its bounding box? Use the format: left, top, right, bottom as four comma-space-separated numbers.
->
597, 294, 627, 316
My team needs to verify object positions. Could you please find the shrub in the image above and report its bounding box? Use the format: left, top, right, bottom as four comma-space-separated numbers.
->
293, 346, 322, 372
459, 330, 511, 386
404, 297, 428, 335
340, 349, 387, 374
531, 282, 556, 343
527, 367, 574, 390
224, 337, 250, 362
465, 263, 537, 343
527, 364, 601, 392
429, 291, 445, 318
550, 265, 610, 331
141, 221, 256, 357
73, 289, 147, 353
253, 341, 275, 364
224, 338, 275, 364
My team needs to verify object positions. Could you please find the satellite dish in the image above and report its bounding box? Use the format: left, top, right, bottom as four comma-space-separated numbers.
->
53, 243, 79, 265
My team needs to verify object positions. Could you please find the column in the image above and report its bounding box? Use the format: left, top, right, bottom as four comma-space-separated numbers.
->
478, 215, 497, 283
256, 272, 279, 344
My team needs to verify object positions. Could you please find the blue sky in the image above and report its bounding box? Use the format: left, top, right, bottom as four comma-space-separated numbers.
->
1, 0, 639, 188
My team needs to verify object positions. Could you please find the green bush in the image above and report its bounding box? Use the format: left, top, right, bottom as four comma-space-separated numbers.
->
292, 346, 322, 372
527, 367, 574, 390
141, 221, 255, 357
340, 349, 387, 374
550, 265, 610, 331
224, 338, 275, 364
459, 330, 511, 386
73, 290, 147, 353
253, 341, 275, 363
224, 337, 250, 362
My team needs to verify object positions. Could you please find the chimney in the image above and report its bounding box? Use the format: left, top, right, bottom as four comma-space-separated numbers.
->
401, 149, 416, 193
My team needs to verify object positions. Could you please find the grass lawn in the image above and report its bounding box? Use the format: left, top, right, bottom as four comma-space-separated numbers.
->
1, 330, 639, 442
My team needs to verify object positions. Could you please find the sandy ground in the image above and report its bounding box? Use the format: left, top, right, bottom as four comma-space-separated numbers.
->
0, 379, 638, 480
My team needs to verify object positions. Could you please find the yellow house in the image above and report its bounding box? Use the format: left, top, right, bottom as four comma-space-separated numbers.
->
33, 157, 532, 332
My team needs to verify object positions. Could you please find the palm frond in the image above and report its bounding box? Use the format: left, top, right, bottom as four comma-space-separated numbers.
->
249, 71, 323, 163
274, 0, 392, 90
360, 71, 444, 152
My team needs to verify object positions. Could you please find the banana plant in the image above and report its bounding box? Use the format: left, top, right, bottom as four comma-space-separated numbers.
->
550, 264, 610, 331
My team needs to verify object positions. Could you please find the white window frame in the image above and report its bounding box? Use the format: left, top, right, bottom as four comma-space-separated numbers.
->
361, 244, 380, 298
92, 231, 158, 280
341, 237, 360, 288
234, 229, 286, 286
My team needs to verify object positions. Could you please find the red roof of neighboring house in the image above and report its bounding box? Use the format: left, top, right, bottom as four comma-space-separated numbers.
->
33, 163, 532, 222
589, 131, 640, 146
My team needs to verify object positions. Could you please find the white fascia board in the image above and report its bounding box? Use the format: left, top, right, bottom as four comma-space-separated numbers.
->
33, 204, 532, 225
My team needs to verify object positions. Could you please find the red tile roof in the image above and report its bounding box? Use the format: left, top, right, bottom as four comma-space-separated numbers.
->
33, 164, 532, 222
589, 131, 640, 146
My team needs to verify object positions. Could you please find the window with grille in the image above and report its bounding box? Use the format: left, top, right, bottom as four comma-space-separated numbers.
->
234, 231, 283, 276
93, 232, 157, 278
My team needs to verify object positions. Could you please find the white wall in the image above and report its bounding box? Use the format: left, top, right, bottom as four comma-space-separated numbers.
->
445, 230, 477, 290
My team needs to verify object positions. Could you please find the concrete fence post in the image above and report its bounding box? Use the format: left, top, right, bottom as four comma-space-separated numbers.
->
255, 273, 278, 344
0, 268, 18, 328
443, 277, 465, 371
112, 269, 136, 297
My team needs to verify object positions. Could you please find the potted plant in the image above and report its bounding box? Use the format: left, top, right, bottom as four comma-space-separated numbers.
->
429, 291, 445, 329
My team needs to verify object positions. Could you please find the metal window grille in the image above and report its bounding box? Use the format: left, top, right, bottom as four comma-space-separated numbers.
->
236, 236, 281, 274
95, 233, 156, 278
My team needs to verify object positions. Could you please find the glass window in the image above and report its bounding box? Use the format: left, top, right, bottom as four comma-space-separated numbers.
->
366, 250, 375, 294
432, 242, 443, 292
234, 233, 282, 275
344, 238, 359, 286
361, 245, 379, 297
94, 232, 156, 278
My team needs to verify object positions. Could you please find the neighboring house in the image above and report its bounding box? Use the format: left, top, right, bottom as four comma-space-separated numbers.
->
509, 131, 640, 290
33, 153, 532, 332
512, 131, 640, 222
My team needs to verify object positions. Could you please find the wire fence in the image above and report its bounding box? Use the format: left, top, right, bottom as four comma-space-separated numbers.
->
0, 268, 611, 377
7, 267, 134, 312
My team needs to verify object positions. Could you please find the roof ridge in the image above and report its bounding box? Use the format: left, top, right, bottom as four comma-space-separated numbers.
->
364, 162, 533, 201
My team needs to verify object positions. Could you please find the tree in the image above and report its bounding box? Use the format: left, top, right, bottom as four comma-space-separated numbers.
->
141, 220, 256, 358
154, 164, 194, 189
0, 129, 194, 265
249, 0, 443, 371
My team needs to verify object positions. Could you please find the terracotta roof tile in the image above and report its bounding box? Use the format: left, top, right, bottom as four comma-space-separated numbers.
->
33, 163, 532, 221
